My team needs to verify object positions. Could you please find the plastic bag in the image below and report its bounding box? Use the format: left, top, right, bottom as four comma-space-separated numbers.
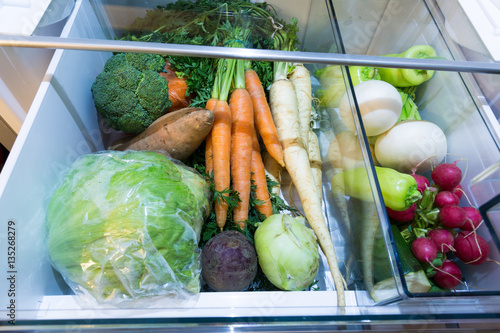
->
46, 150, 211, 307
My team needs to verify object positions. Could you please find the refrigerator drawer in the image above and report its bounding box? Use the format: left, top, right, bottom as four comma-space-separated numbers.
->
1, 0, 500, 329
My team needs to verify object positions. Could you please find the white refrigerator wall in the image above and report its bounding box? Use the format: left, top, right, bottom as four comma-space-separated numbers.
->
0, 0, 107, 312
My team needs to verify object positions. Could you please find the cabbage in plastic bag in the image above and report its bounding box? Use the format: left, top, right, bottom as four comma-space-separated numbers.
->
46, 150, 210, 306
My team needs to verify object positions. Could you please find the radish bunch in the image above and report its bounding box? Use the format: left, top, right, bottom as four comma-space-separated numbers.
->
389, 160, 493, 291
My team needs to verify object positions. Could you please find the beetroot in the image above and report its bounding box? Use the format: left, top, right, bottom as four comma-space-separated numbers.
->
386, 203, 416, 223
431, 161, 462, 191
434, 191, 460, 208
433, 260, 462, 290
454, 231, 490, 266
461, 206, 483, 231
427, 228, 455, 254
411, 237, 438, 263
438, 205, 466, 229
411, 172, 430, 194
201, 230, 258, 291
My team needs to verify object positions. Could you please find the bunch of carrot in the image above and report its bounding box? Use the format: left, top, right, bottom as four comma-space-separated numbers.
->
204, 28, 284, 232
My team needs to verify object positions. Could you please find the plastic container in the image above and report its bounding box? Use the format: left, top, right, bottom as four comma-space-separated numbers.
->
1, 0, 500, 329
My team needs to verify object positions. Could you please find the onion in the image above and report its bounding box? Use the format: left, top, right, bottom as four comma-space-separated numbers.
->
254, 214, 320, 291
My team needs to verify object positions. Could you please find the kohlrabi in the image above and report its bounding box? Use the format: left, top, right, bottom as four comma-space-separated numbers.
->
254, 214, 320, 291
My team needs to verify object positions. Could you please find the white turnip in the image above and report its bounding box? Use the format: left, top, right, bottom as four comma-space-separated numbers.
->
433, 260, 462, 290
339, 80, 402, 137
374, 120, 447, 173
438, 205, 466, 229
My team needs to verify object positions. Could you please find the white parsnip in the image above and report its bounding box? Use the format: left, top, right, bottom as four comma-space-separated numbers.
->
263, 151, 283, 196
290, 65, 312, 151
270, 78, 346, 307
349, 198, 380, 295
327, 137, 352, 237
308, 129, 323, 202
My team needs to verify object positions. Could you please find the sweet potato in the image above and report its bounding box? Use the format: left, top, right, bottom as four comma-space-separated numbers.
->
109, 107, 214, 161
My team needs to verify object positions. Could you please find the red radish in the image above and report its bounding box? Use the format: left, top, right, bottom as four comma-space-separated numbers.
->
461, 206, 483, 231
411, 237, 438, 263
427, 228, 455, 254
431, 161, 462, 191
454, 231, 490, 265
433, 260, 462, 290
438, 205, 466, 229
411, 171, 430, 194
434, 191, 460, 208
451, 184, 463, 200
387, 203, 416, 223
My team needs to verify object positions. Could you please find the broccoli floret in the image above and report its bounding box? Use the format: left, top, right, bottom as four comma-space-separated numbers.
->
91, 53, 172, 134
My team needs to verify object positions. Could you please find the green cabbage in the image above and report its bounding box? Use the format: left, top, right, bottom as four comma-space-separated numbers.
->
46, 150, 210, 306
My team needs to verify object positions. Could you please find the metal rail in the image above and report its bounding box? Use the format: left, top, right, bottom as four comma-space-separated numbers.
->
1, 36, 500, 74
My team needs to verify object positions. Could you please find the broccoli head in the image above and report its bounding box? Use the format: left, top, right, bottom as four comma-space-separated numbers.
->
91, 53, 172, 134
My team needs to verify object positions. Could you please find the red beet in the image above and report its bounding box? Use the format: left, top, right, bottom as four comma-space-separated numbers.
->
460, 206, 483, 231
433, 260, 462, 290
454, 231, 490, 266
431, 161, 462, 191
411, 172, 430, 194
411, 237, 438, 263
438, 205, 466, 229
427, 228, 455, 254
434, 191, 460, 209
387, 203, 416, 223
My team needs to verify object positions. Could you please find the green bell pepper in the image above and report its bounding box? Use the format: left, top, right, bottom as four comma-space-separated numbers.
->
378, 45, 437, 87
331, 166, 422, 211
348, 66, 381, 86
315, 65, 380, 108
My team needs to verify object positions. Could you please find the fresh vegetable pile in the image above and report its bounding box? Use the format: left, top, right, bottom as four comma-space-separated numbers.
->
54, 0, 494, 308
319, 44, 497, 302
69, 0, 347, 307
395, 160, 498, 292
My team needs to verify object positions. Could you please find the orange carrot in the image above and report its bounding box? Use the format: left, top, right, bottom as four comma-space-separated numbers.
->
160, 63, 191, 112
229, 88, 254, 229
251, 128, 273, 219
212, 100, 232, 230
245, 69, 284, 167
204, 98, 218, 180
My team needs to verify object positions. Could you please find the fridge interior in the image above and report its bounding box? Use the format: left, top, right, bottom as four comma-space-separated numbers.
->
1, 0, 500, 324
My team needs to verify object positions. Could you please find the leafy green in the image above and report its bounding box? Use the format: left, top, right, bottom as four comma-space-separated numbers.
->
119, 0, 298, 107
46, 150, 211, 305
